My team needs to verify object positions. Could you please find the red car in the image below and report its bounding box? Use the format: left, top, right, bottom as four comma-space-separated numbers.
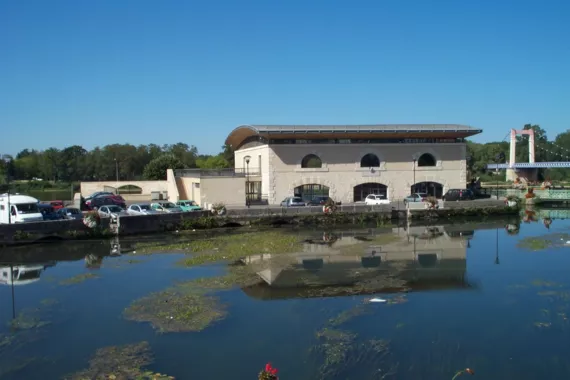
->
49, 200, 65, 210
88, 194, 126, 210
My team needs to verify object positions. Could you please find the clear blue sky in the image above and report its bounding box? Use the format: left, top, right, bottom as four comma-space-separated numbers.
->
1, 0, 569, 155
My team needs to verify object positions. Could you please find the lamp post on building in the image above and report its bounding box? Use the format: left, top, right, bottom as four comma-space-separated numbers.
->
245, 156, 250, 208
495, 152, 505, 200
2, 155, 12, 224
114, 158, 119, 187
412, 158, 417, 194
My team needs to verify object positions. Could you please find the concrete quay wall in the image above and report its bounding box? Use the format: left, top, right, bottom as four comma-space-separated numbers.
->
0, 200, 517, 244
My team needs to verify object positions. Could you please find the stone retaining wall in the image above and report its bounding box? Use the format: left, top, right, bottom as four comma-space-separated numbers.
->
0, 218, 112, 245
1, 200, 518, 244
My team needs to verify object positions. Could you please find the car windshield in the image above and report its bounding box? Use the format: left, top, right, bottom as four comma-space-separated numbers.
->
139, 205, 151, 210
292, 197, 303, 203
16, 203, 39, 214
418, 193, 428, 197
107, 206, 123, 212
189, 201, 198, 206
67, 209, 80, 214
161, 203, 176, 208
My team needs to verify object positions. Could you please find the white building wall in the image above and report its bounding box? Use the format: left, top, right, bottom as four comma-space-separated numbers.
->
247, 143, 467, 204
234, 145, 271, 200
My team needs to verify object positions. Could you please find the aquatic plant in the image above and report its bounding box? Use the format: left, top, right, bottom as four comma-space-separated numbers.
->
451, 368, 474, 379
124, 288, 227, 333
258, 363, 278, 380
59, 272, 99, 285
517, 233, 570, 251
174, 231, 302, 267
64, 341, 175, 380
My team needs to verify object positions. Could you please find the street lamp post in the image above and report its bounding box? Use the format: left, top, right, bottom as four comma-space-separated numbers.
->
2, 155, 12, 224
245, 157, 250, 208
114, 158, 119, 183
412, 158, 417, 194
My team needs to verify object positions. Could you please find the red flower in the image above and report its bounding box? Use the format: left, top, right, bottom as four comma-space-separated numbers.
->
270, 367, 278, 375
265, 363, 272, 372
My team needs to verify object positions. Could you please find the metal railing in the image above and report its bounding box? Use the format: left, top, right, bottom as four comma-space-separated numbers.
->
175, 168, 261, 177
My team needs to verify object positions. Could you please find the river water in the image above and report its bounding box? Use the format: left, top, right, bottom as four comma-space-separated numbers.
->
1, 212, 569, 379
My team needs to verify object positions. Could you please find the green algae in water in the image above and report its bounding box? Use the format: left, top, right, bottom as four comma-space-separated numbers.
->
176, 231, 303, 267
64, 341, 174, 380
518, 233, 570, 251
59, 272, 99, 285
124, 289, 227, 333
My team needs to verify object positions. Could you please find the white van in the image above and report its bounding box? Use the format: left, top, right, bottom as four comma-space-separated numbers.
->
0, 264, 46, 286
0, 194, 44, 224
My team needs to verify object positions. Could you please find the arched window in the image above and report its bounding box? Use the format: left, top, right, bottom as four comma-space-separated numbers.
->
301, 154, 322, 168
417, 153, 436, 167
360, 153, 380, 168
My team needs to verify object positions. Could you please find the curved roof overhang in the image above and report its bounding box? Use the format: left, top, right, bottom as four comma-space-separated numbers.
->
225, 124, 483, 149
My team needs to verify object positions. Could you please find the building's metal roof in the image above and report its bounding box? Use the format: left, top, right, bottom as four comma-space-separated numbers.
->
242, 124, 480, 133
225, 124, 482, 148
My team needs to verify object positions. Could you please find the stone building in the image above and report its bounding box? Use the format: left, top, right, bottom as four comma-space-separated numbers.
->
226, 124, 482, 205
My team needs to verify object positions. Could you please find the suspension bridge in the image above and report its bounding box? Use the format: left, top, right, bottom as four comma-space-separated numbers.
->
486, 128, 570, 179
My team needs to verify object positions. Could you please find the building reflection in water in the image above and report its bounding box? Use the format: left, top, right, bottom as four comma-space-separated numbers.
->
242, 223, 475, 300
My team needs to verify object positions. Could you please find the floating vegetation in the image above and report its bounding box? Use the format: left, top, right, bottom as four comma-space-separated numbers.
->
10, 310, 51, 331
0, 357, 51, 378
40, 298, 59, 306
327, 304, 371, 327
64, 341, 175, 380
518, 233, 570, 251
534, 322, 552, 328
179, 266, 262, 292
59, 272, 99, 285
176, 231, 303, 267
124, 289, 226, 333
311, 328, 394, 379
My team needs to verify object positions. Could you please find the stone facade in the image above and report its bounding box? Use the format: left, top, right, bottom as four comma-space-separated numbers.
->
235, 143, 467, 205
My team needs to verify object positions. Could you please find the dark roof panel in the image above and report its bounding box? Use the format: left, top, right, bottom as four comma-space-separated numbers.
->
225, 124, 482, 148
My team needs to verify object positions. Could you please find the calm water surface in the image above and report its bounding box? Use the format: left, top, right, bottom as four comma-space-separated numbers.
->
1, 213, 570, 380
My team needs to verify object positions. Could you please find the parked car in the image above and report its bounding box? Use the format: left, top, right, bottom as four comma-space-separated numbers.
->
38, 204, 62, 221
97, 205, 129, 221
306, 196, 341, 206
84, 191, 114, 203
443, 189, 475, 201
176, 200, 202, 212
280, 197, 306, 207
404, 193, 429, 204
151, 201, 183, 213
57, 207, 83, 220
364, 194, 390, 205
49, 200, 64, 211
127, 203, 160, 216
89, 195, 126, 210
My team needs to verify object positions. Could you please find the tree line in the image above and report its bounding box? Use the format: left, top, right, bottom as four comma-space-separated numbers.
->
0, 143, 235, 184
1, 124, 570, 185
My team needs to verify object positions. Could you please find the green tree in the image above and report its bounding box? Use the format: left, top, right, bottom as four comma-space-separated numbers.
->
196, 155, 230, 169
143, 154, 186, 180
221, 144, 235, 167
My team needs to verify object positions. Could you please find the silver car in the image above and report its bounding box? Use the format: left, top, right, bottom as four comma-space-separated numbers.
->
127, 203, 160, 216
97, 205, 129, 221
151, 201, 183, 213
280, 196, 306, 207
